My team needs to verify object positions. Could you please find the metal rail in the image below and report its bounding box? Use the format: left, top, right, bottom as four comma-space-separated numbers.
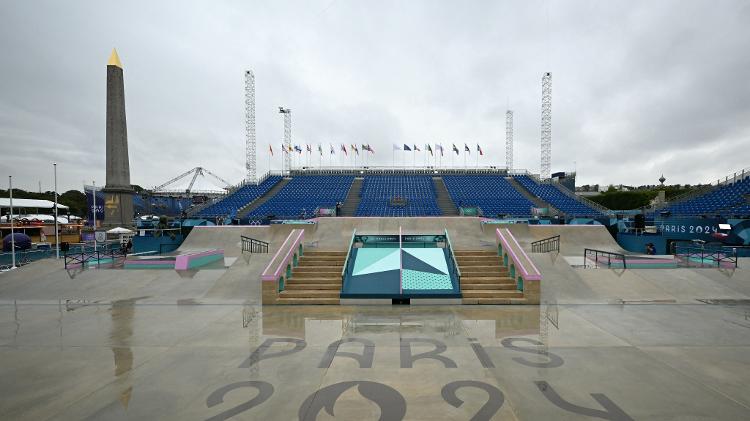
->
531, 235, 560, 253
673, 244, 738, 268
341, 229, 357, 282
444, 229, 462, 289
584, 248, 627, 269
241, 235, 269, 253
63, 248, 127, 269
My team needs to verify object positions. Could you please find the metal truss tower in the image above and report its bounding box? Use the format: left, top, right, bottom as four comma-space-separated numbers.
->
540, 72, 552, 179
279, 107, 291, 173
505, 110, 514, 170
245, 70, 257, 184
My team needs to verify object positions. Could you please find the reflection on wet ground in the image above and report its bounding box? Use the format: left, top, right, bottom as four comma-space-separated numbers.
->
1, 301, 750, 419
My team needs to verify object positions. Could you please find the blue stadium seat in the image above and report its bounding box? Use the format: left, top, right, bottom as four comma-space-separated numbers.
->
442, 175, 534, 217
356, 176, 441, 216
666, 176, 750, 216
514, 175, 601, 216
246, 175, 353, 220
197, 176, 282, 219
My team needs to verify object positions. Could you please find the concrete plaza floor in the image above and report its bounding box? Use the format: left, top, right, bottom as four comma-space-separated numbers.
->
1, 219, 749, 420
1, 268, 750, 419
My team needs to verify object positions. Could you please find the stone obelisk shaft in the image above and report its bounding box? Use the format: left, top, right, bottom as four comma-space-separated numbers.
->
103, 49, 134, 227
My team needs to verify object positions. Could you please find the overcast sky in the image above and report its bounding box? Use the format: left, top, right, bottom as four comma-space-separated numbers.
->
1, 0, 749, 192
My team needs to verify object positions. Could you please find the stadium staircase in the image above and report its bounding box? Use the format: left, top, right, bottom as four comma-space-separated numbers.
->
455, 250, 525, 304
506, 177, 560, 215
340, 178, 364, 216
237, 178, 291, 219
433, 177, 459, 215
278, 250, 345, 304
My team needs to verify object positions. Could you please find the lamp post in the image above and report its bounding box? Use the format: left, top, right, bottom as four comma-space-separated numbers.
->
9, 176, 16, 269
53, 163, 59, 259
92, 181, 97, 253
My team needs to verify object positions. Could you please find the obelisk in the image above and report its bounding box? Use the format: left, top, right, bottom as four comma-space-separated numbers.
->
102, 48, 134, 227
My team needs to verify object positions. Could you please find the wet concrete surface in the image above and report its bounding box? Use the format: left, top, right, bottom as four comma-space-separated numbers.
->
1, 294, 750, 419
1, 219, 750, 420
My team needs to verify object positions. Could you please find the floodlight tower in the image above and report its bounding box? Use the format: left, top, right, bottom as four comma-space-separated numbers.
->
245, 70, 257, 184
278, 107, 291, 173
505, 110, 514, 171
540, 72, 552, 179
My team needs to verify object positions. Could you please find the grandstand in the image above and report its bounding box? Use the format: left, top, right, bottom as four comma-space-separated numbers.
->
246, 175, 353, 220
663, 174, 750, 216
356, 176, 441, 216
176, 169, 611, 221
514, 175, 602, 216
443, 175, 535, 217
195, 176, 281, 219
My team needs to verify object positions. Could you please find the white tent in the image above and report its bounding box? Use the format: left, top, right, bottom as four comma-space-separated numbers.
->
0, 198, 68, 209
107, 227, 133, 234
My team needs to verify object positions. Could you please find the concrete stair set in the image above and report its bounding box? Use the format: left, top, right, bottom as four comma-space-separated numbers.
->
455, 250, 526, 304
277, 250, 345, 304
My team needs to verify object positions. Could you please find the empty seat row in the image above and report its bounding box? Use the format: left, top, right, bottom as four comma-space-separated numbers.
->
197, 176, 282, 218
356, 176, 441, 216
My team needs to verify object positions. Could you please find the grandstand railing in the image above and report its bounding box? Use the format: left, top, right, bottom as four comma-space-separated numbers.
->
531, 235, 560, 253
444, 229, 461, 290
241, 235, 269, 254
549, 181, 611, 215
288, 166, 532, 176
583, 248, 627, 269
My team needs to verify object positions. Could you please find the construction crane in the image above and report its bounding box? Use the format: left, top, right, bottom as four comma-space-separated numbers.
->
152, 167, 231, 195
279, 107, 291, 173
245, 70, 257, 184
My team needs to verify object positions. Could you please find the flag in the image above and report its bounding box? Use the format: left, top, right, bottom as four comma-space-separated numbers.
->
427, 144, 433, 156
288, 145, 294, 152
437, 144, 444, 156
477, 144, 483, 156
318, 144, 323, 155
464, 143, 470, 154
368, 144, 374, 153
403, 144, 412, 151
269, 144, 273, 156
282, 143, 289, 154
452, 144, 459, 155
330, 144, 335, 155
413, 144, 421, 152
352, 144, 359, 155
393, 144, 401, 151
307, 144, 312, 153
294, 145, 302, 154
341, 144, 348, 155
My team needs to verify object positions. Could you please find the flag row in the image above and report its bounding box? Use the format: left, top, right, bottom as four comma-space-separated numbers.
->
395, 143, 483, 156
269, 143, 375, 156
268, 143, 485, 156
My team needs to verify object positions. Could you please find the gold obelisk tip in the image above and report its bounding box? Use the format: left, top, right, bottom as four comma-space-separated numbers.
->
108, 48, 123, 68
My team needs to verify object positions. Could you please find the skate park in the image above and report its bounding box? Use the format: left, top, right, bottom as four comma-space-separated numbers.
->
4, 5, 750, 417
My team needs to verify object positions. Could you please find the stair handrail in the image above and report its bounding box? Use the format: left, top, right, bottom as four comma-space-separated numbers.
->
341, 229, 357, 281
583, 248, 627, 269
496, 228, 541, 281
531, 235, 560, 253
261, 229, 304, 281
444, 229, 461, 287
241, 235, 269, 253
